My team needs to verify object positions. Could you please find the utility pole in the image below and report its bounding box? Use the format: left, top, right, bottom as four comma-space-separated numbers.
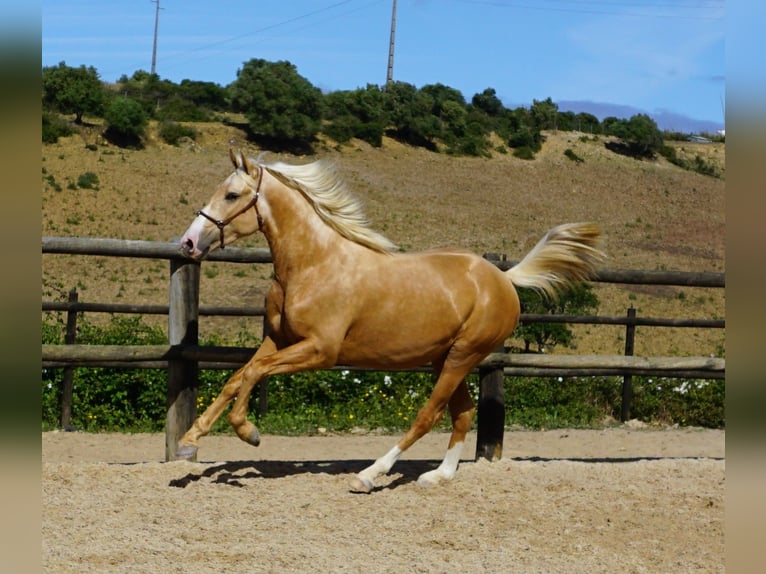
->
386, 0, 397, 85
151, 0, 162, 76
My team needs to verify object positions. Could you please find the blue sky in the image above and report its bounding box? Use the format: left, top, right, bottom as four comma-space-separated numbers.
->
41, 0, 725, 131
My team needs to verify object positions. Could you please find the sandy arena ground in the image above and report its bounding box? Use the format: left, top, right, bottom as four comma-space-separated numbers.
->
42, 426, 724, 573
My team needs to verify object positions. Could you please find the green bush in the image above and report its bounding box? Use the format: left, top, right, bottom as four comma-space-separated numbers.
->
156, 96, 210, 122
42, 112, 74, 144
659, 145, 721, 178
76, 171, 99, 190
508, 125, 542, 159
607, 114, 663, 158
104, 96, 148, 147
158, 120, 198, 146
42, 314, 724, 432
629, 377, 724, 427
512, 146, 536, 160
230, 58, 324, 146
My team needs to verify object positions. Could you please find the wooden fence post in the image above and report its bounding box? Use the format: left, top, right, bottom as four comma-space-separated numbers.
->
475, 252, 507, 461
60, 288, 79, 429
166, 259, 200, 461
621, 306, 637, 422
476, 346, 506, 461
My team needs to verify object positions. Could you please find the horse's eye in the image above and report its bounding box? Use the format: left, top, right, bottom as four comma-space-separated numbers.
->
224, 192, 239, 201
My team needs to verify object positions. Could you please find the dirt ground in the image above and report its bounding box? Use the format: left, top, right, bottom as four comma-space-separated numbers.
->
42, 426, 724, 573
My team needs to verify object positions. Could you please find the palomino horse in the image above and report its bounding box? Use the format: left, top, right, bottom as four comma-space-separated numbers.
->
177, 149, 604, 492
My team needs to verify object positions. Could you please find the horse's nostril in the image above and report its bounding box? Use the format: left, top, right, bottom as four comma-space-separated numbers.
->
183, 238, 194, 252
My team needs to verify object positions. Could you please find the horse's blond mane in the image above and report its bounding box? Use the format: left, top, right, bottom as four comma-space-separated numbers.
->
257, 157, 398, 254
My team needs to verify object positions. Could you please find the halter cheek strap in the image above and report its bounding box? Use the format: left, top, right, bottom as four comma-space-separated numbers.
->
195, 166, 265, 249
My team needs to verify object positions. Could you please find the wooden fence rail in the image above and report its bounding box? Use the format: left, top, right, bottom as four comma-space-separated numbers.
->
42, 236, 725, 462
41, 344, 725, 376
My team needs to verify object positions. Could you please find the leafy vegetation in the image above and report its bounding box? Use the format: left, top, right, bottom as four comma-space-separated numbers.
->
103, 96, 148, 147
76, 171, 100, 190
42, 62, 105, 124
41, 60, 721, 174
42, 313, 724, 432
229, 59, 324, 148
658, 145, 721, 178
158, 120, 198, 146
603, 113, 664, 159
42, 111, 75, 144
515, 283, 599, 353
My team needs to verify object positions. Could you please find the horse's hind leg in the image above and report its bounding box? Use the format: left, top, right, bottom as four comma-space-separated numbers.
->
416, 379, 475, 487
176, 336, 278, 460
350, 360, 476, 493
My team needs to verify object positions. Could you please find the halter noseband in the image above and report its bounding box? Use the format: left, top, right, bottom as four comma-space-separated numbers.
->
195, 166, 265, 249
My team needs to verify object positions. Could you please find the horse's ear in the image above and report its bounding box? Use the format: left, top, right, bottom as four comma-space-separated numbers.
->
240, 153, 254, 176
229, 147, 240, 169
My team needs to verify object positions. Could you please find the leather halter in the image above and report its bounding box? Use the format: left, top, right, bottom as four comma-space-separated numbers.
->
195, 166, 265, 249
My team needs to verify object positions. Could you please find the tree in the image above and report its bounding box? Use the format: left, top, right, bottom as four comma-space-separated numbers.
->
609, 114, 663, 158
575, 112, 600, 134
601, 116, 622, 136
622, 113, 664, 157
324, 85, 388, 147
229, 59, 323, 145
471, 87, 504, 117
103, 96, 148, 148
513, 283, 599, 353
116, 70, 178, 118
177, 79, 228, 111
42, 62, 105, 124
529, 97, 558, 131
383, 81, 441, 149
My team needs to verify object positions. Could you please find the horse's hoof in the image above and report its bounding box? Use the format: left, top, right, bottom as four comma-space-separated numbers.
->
176, 443, 198, 460
348, 476, 374, 494
247, 428, 261, 447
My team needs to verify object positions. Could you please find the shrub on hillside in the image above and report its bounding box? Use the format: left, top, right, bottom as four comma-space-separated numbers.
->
230, 59, 323, 147
104, 96, 148, 148
508, 125, 542, 159
159, 120, 198, 146
607, 114, 663, 159
42, 112, 74, 144
76, 172, 99, 190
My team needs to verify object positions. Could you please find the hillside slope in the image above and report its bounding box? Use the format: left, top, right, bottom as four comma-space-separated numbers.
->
42, 124, 725, 357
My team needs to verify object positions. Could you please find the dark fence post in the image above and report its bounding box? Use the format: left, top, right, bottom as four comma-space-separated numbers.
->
476, 345, 506, 461
60, 288, 79, 429
475, 252, 507, 462
166, 259, 200, 461
621, 306, 637, 422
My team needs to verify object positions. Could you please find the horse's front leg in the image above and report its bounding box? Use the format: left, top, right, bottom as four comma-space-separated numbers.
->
226, 338, 337, 447
176, 337, 278, 460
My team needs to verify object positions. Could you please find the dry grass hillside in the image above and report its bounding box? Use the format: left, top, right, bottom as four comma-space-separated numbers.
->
41, 121, 725, 358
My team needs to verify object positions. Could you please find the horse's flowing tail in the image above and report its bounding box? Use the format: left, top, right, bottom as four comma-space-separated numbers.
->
506, 222, 605, 298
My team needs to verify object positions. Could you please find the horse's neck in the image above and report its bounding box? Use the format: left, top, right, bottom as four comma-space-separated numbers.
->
264, 185, 351, 280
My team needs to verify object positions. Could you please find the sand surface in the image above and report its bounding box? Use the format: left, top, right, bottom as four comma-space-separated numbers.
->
42, 427, 724, 573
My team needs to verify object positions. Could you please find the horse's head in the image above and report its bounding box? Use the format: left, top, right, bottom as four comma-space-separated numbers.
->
180, 149, 265, 260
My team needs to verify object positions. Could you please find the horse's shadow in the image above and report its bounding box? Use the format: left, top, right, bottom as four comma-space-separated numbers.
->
166, 454, 723, 492
168, 458, 442, 492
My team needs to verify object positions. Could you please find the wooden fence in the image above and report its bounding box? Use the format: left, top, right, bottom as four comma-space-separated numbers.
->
42, 237, 725, 461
